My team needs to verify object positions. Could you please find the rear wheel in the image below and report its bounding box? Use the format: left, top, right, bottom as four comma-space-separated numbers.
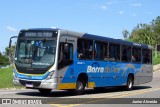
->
126, 76, 133, 91
38, 89, 52, 94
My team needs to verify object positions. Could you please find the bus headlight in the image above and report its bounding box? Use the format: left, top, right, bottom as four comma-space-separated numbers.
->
46, 71, 54, 80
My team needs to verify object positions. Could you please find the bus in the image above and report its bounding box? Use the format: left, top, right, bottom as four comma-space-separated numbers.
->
9, 28, 153, 95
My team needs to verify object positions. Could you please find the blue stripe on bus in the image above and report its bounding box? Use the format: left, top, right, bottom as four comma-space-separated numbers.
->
13, 69, 50, 80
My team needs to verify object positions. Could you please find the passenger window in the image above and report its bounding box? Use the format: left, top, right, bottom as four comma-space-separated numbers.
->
122, 45, 131, 62
104, 43, 108, 60
58, 42, 73, 69
95, 41, 108, 60
109, 43, 120, 61
142, 49, 151, 64
77, 39, 93, 60
132, 47, 141, 63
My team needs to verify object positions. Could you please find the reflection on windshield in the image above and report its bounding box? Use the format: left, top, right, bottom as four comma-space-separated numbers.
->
15, 39, 56, 68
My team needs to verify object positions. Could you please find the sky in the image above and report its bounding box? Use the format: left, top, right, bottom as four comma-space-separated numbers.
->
0, 0, 160, 52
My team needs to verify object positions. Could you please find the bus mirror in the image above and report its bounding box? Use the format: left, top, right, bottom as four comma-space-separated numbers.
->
9, 39, 12, 48
9, 36, 18, 48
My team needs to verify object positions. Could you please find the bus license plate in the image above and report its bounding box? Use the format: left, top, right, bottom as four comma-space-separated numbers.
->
26, 83, 33, 87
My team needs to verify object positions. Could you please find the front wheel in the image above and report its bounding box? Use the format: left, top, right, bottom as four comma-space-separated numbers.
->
38, 89, 52, 94
74, 78, 86, 95
126, 76, 133, 91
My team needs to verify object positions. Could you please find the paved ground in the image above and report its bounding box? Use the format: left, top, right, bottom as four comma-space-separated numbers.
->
0, 71, 160, 107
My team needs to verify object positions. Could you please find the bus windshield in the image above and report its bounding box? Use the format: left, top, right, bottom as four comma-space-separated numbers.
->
15, 39, 57, 69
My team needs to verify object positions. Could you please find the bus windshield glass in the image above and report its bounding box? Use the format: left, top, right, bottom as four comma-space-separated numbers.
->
15, 31, 57, 69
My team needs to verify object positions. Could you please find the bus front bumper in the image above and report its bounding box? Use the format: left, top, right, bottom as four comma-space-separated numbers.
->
13, 77, 58, 89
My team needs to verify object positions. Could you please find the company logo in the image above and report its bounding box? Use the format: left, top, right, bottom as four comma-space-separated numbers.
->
87, 66, 104, 73
87, 62, 120, 73
2, 99, 11, 104
87, 62, 104, 73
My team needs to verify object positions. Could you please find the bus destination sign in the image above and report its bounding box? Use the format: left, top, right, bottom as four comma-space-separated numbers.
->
24, 32, 53, 37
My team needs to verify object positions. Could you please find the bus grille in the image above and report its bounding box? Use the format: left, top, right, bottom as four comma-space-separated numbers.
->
16, 66, 48, 74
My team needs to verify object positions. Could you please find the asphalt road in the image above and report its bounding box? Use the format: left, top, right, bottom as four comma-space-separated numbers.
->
0, 71, 160, 107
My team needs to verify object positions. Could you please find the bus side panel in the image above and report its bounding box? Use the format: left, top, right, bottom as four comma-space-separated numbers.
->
138, 64, 153, 84
74, 61, 134, 87
123, 63, 153, 85
75, 60, 105, 87
103, 62, 127, 87
58, 61, 152, 89
57, 35, 153, 89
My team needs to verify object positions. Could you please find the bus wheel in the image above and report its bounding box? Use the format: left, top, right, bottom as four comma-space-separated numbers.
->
75, 78, 86, 95
126, 76, 133, 91
38, 89, 52, 94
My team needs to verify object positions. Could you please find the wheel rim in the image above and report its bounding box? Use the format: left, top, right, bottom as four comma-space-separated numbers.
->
77, 82, 83, 91
128, 79, 132, 89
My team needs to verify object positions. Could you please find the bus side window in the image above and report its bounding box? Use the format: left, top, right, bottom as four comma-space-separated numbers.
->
122, 45, 131, 62
132, 47, 141, 63
109, 43, 120, 61
58, 42, 73, 69
94, 41, 108, 61
95, 41, 103, 60
103, 43, 108, 60
142, 49, 151, 64
77, 39, 93, 60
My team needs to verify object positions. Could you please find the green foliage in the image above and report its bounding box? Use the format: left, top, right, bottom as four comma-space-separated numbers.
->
5, 45, 16, 64
124, 16, 160, 48
122, 29, 130, 39
153, 57, 160, 65
0, 45, 15, 67
129, 24, 154, 46
0, 53, 9, 67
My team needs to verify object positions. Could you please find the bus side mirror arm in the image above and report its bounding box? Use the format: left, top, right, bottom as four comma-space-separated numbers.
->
9, 36, 18, 48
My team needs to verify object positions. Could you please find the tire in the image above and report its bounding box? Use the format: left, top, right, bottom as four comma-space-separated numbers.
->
75, 78, 86, 95
126, 76, 133, 91
38, 89, 52, 94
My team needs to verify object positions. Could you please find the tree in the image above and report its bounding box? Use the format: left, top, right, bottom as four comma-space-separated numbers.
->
129, 24, 153, 45
0, 52, 9, 67
151, 16, 160, 47
124, 16, 160, 49
122, 29, 130, 39
5, 45, 16, 64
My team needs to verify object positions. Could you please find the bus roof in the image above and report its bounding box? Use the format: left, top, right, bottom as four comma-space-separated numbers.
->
20, 28, 153, 49
20, 28, 60, 31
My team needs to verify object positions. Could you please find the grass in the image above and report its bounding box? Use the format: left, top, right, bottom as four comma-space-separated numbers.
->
0, 67, 23, 89
153, 57, 160, 65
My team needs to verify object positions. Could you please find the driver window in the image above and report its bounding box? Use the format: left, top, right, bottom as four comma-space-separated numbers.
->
58, 42, 73, 69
